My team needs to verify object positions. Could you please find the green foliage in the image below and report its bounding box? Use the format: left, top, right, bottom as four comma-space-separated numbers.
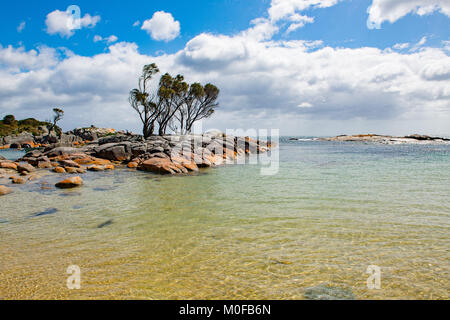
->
130, 63, 220, 137
0, 116, 52, 137
3, 115, 16, 125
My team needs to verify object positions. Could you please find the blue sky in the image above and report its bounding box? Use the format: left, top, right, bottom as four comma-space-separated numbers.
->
2, 0, 448, 55
0, 0, 449, 135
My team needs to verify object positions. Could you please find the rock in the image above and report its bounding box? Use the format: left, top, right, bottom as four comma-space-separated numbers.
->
11, 177, 26, 184
65, 167, 78, 174
45, 147, 80, 157
88, 165, 105, 172
3, 132, 35, 147
86, 158, 111, 166
171, 156, 199, 172
149, 146, 165, 154
0, 185, 12, 196
24, 150, 44, 158
76, 168, 86, 174
73, 157, 95, 165
148, 152, 169, 159
37, 161, 53, 169
98, 135, 127, 145
17, 163, 35, 173
94, 142, 132, 161
59, 159, 81, 168
127, 162, 138, 168
223, 148, 237, 160
0, 162, 17, 170
55, 176, 83, 189
0, 155, 6, 160
139, 158, 187, 175
53, 167, 66, 173
104, 164, 115, 170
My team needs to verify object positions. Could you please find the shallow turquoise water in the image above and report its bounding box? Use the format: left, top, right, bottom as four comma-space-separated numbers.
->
0, 149, 25, 160
0, 140, 449, 299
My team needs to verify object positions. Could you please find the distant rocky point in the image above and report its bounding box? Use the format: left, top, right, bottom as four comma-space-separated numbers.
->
303, 134, 450, 145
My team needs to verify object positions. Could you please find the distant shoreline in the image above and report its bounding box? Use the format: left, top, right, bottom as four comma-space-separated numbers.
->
289, 134, 450, 145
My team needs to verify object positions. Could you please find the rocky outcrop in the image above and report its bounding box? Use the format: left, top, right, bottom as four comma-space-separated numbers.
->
3, 131, 272, 178
1, 132, 36, 148
317, 134, 450, 145
94, 142, 132, 161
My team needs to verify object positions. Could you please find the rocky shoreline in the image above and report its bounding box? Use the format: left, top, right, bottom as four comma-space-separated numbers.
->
307, 134, 450, 145
0, 130, 272, 195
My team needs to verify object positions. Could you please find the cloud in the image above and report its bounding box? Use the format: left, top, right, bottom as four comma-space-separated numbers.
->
17, 21, 26, 33
393, 43, 410, 50
0, 1, 449, 135
133, 20, 140, 27
367, 0, 450, 29
245, 0, 340, 37
45, 9, 100, 38
141, 11, 180, 41
410, 36, 428, 52
0, 35, 449, 134
268, 0, 340, 22
286, 14, 315, 33
94, 35, 118, 44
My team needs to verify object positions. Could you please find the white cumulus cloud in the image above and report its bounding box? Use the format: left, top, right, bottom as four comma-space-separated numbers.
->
45, 9, 100, 38
141, 11, 180, 41
367, 0, 450, 29
17, 21, 26, 33
94, 35, 118, 44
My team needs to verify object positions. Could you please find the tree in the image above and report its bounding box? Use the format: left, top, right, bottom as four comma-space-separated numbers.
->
3, 115, 16, 125
47, 108, 64, 136
177, 83, 219, 134
129, 63, 162, 138
157, 73, 188, 136
130, 63, 220, 136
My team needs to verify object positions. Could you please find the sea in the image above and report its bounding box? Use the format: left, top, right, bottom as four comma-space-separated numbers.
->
0, 138, 449, 299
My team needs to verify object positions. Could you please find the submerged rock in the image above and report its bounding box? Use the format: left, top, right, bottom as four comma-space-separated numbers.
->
17, 163, 35, 173
11, 177, 26, 184
304, 283, 356, 300
33, 208, 58, 217
55, 176, 83, 189
0, 185, 12, 196
97, 219, 114, 229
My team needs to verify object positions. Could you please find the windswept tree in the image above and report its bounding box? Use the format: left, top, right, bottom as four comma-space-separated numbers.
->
157, 73, 189, 136
130, 63, 220, 136
182, 83, 219, 134
47, 108, 64, 136
129, 63, 162, 138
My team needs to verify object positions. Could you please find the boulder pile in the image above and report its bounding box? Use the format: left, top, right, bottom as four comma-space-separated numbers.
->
0, 131, 272, 194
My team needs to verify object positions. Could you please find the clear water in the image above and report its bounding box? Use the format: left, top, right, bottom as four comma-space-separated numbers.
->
0, 149, 25, 161
0, 139, 449, 300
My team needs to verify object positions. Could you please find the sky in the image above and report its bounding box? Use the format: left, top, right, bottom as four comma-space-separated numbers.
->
0, 0, 449, 136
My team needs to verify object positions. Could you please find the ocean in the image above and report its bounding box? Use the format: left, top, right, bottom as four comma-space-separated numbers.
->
0, 138, 449, 299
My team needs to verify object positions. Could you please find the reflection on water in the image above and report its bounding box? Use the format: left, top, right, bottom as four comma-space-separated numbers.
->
0, 141, 449, 299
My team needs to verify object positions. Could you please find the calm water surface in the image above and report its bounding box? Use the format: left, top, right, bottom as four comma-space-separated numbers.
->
0, 139, 449, 299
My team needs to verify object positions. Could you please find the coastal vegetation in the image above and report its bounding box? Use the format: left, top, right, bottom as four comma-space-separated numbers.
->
0, 115, 53, 137
129, 63, 219, 138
